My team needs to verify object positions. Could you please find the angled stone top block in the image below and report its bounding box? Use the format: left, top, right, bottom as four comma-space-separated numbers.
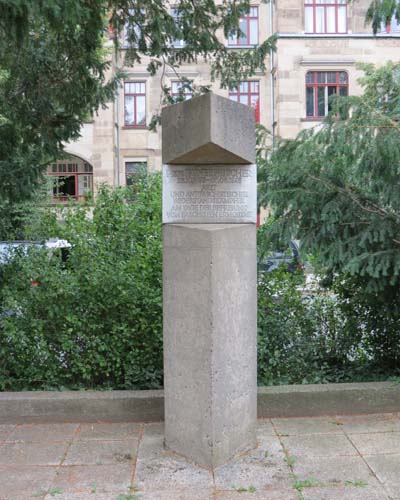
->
161, 93, 256, 165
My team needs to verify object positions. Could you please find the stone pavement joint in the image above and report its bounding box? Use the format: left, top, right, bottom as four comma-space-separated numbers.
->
0, 414, 398, 500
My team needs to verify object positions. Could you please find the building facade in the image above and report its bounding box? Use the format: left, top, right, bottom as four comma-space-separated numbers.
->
50, 0, 400, 201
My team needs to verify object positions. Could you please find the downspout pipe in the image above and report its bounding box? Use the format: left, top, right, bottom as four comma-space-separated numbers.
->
269, 0, 275, 147
114, 47, 121, 187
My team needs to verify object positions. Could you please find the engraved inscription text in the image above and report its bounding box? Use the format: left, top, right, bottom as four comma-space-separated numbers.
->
163, 164, 256, 223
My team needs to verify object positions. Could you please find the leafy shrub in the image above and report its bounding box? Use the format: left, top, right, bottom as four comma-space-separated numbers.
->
1, 177, 399, 390
258, 268, 346, 385
257, 266, 400, 385
333, 275, 400, 375
0, 174, 162, 390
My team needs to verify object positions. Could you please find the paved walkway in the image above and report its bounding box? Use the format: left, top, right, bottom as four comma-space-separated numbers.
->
0, 413, 399, 500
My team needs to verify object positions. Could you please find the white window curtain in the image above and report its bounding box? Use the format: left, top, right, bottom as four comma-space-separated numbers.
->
305, 7, 314, 32
249, 19, 258, 44
124, 96, 134, 125
315, 7, 325, 33
136, 96, 146, 125
337, 6, 347, 32
326, 6, 336, 32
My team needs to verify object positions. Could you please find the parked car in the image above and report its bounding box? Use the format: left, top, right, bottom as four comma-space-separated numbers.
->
258, 240, 301, 273
0, 239, 71, 265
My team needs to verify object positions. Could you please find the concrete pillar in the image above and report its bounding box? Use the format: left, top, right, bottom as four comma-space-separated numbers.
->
162, 93, 257, 469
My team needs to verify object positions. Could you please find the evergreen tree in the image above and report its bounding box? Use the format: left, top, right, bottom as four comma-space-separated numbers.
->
0, 2, 121, 204
364, 0, 400, 33
258, 62, 400, 292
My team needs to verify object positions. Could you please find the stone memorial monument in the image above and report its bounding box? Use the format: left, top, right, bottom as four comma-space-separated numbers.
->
162, 93, 257, 469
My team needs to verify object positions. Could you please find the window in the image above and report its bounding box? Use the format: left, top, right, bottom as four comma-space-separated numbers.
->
306, 71, 348, 119
229, 81, 260, 123
125, 161, 147, 188
123, 8, 145, 48
228, 7, 258, 46
171, 81, 193, 101
304, 0, 347, 34
171, 8, 185, 48
124, 82, 146, 127
123, 22, 141, 48
47, 157, 93, 200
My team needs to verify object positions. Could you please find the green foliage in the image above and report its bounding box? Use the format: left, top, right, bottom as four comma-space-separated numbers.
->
258, 267, 351, 386
292, 476, 321, 491
112, 0, 276, 88
0, 181, 57, 241
257, 62, 400, 382
0, 2, 121, 204
0, 0, 391, 215
365, 0, 400, 33
284, 455, 297, 467
1, 173, 399, 391
0, 173, 162, 391
232, 485, 257, 493
0, 0, 276, 206
345, 480, 368, 487
258, 62, 400, 293
257, 256, 400, 385
333, 274, 400, 373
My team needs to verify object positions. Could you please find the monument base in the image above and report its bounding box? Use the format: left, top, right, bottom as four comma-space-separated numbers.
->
163, 223, 257, 469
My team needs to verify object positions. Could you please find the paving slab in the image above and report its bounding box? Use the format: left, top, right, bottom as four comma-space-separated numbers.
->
77, 422, 141, 441
281, 433, 357, 458
140, 490, 215, 500
291, 455, 379, 486
348, 431, 400, 455
49, 464, 133, 494
134, 423, 214, 492
256, 418, 276, 435
272, 416, 344, 436
0, 466, 57, 499
0, 441, 68, 466
43, 494, 120, 500
363, 454, 400, 494
215, 490, 298, 499
63, 438, 138, 466
336, 413, 400, 434
0, 415, 398, 499
6, 423, 78, 443
302, 484, 391, 499
214, 435, 292, 491
387, 487, 400, 500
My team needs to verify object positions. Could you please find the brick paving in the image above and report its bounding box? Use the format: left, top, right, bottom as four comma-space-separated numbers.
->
0, 414, 399, 499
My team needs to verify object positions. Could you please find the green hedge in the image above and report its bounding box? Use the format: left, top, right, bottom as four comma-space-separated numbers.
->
0, 176, 163, 390
0, 175, 399, 390
258, 269, 400, 385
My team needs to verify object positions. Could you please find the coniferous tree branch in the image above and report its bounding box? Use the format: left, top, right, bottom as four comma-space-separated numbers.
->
258, 62, 400, 291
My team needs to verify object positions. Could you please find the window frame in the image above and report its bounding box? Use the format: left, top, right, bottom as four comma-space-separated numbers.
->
228, 6, 259, 47
122, 8, 145, 48
229, 80, 260, 123
170, 7, 186, 48
125, 159, 147, 187
304, 0, 347, 34
124, 81, 147, 128
47, 159, 93, 201
305, 70, 348, 120
171, 80, 193, 101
